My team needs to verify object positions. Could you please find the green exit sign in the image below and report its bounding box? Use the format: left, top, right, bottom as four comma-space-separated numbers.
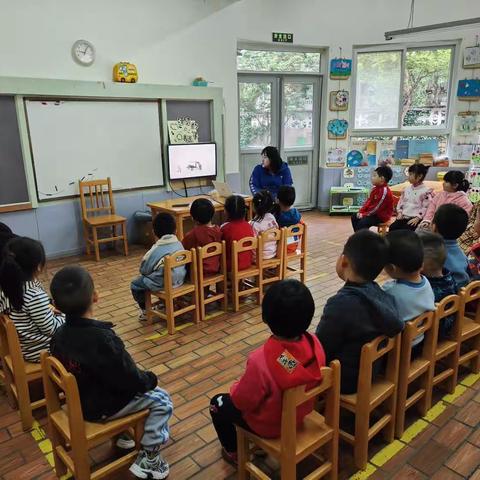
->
272, 32, 293, 43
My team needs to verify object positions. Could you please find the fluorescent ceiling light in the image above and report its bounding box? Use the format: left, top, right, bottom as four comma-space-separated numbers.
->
385, 17, 480, 41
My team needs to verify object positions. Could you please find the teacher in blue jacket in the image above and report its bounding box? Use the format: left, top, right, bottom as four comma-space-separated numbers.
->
249, 146, 293, 198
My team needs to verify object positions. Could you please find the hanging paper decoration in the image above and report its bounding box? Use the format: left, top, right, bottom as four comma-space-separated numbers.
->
327, 119, 348, 139
454, 112, 480, 135
330, 58, 352, 80
326, 147, 346, 167
464, 46, 480, 69
457, 79, 480, 100
329, 90, 349, 111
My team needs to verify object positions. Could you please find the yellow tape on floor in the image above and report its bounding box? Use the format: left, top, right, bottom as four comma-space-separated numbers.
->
146, 321, 194, 340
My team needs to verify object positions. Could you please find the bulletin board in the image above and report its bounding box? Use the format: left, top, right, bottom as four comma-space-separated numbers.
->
341, 166, 406, 188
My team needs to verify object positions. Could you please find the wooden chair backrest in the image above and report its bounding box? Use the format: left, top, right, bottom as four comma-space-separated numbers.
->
402, 311, 435, 360
435, 294, 461, 340
41, 352, 87, 444
357, 335, 399, 399
259, 228, 283, 261
280, 360, 340, 454
460, 280, 480, 323
283, 222, 307, 255
197, 241, 226, 277
79, 178, 115, 220
164, 248, 197, 289
232, 237, 259, 270
0, 314, 26, 377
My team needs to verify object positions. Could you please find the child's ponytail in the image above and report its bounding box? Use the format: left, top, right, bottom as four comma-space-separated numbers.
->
252, 190, 274, 222
444, 170, 470, 193
0, 237, 46, 311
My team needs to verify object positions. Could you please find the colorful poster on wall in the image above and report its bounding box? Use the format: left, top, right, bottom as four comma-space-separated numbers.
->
326, 147, 346, 167
377, 140, 396, 166
167, 117, 199, 144
455, 112, 480, 135
450, 144, 474, 162
330, 58, 352, 80
464, 46, 480, 69
347, 140, 377, 167
458, 79, 480, 100
395, 139, 409, 160
408, 138, 439, 159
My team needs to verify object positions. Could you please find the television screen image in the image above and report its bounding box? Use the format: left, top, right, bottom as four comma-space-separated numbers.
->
168, 143, 217, 180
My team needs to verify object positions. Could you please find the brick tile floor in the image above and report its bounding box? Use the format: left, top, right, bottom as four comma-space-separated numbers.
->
0, 212, 479, 479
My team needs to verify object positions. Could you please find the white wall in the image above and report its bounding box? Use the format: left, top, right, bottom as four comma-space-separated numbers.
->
1, 0, 480, 174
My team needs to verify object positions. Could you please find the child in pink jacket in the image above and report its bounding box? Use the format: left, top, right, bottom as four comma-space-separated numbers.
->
418, 170, 472, 229
209, 279, 325, 465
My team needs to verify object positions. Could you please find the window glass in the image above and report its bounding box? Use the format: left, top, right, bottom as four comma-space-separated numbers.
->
237, 49, 320, 73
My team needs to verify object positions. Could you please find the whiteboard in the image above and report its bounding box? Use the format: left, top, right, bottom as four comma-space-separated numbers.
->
26, 100, 164, 200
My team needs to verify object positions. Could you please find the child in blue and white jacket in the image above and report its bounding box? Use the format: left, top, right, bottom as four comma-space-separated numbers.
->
131, 213, 186, 320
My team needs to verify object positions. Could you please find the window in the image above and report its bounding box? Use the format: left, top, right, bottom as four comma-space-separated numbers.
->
353, 44, 454, 132
237, 49, 320, 73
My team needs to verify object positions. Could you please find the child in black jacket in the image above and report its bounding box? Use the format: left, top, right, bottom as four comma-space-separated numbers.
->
50, 266, 172, 480
316, 230, 404, 394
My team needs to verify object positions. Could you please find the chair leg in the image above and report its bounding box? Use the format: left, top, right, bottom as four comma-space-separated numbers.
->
145, 292, 153, 322
257, 274, 263, 306
447, 350, 459, 394
83, 224, 91, 255
233, 278, 240, 313
17, 380, 33, 431
471, 335, 480, 373
193, 288, 200, 325
301, 256, 306, 283
395, 377, 408, 438
199, 284, 206, 322
72, 448, 91, 480
122, 222, 129, 256
383, 394, 396, 443
92, 227, 100, 262
166, 297, 175, 335
354, 410, 370, 470
280, 454, 296, 480
50, 428, 68, 478
237, 429, 249, 480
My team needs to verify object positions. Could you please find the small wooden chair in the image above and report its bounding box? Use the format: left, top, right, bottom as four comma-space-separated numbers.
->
237, 360, 340, 480
196, 241, 228, 322
395, 311, 435, 437
0, 314, 46, 430
231, 237, 262, 312
79, 178, 128, 262
41, 352, 148, 480
282, 223, 307, 283
259, 228, 284, 294
458, 280, 480, 373
145, 249, 199, 334
340, 334, 400, 470
432, 295, 462, 393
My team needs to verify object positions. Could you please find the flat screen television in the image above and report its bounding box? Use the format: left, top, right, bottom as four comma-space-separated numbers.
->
167, 143, 217, 180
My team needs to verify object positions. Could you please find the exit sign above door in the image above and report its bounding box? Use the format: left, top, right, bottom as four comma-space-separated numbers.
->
272, 32, 293, 43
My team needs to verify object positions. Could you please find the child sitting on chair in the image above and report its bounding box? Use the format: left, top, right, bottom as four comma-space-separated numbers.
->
276, 186, 302, 254
210, 279, 325, 465
351, 166, 394, 232
418, 231, 458, 338
250, 190, 279, 259
0, 237, 64, 363
383, 230, 435, 353
316, 230, 403, 394
50, 266, 172, 480
131, 213, 186, 320
182, 198, 221, 274
432, 203, 471, 289
221, 195, 255, 271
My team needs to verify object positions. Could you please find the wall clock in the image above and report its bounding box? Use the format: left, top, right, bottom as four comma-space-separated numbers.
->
72, 40, 95, 66
327, 119, 348, 139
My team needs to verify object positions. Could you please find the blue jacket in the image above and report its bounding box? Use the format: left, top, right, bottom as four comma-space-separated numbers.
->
249, 162, 293, 197
277, 207, 302, 228
444, 239, 470, 289
139, 234, 186, 291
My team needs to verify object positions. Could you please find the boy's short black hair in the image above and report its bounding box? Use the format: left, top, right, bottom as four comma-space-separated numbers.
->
385, 230, 423, 273
50, 265, 95, 316
224, 195, 247, 220
343, 230, 389, 281
262, 279, 314, 338
433, 204, 469, 240
375, 166, 393, 183
190, 198, 215, 225
277, 185, 296, 207
153, 212, 176, 238
417, 231, 446, 271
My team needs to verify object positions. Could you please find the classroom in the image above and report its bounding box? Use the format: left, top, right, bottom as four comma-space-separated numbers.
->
2, 0, 480, 478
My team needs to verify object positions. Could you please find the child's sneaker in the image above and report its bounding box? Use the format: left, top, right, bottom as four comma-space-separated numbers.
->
129, 448, 169, 479
221, 448, 238, 466
115, 432, 135, 450
138, 309, 147, 321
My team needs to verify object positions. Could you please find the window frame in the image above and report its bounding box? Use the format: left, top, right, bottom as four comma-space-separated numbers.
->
351, 40, 460, 137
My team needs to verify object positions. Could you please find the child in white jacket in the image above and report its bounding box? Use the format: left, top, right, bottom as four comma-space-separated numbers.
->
250, 190, 279, 260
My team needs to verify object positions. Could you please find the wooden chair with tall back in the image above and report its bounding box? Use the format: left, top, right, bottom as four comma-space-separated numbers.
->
79, 178, 128, 262
236, 360, 340, 480
282, 223, 307, 283
41, 352, 148, 480
145, 248, 199, 334
395, 311, 435, 438
230, 237, 262, 312
432, 295, 462, 393
339, 334, 400, 470
0, 314, 46, 430
258, 228, 284, 295
458, 280, 480, 373
196, 241, 228, 322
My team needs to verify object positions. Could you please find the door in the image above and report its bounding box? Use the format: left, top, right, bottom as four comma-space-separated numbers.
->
238, 73, 321, 209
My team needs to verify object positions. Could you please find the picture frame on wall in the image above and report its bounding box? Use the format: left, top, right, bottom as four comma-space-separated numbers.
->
327, 119, 348, 140
464, 46, 480, 69
329, 58, 352, 80
329, 90, 349, 111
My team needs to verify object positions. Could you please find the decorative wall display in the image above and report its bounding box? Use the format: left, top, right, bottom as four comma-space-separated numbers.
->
457, 79, 480, 100
454, 112, 480, 135
464, 46, 480, 69
329, 90, 349, 111
113, 62, 138, 83
330, 58, 352, 80
326, 147, 346, 167
346, 139, 377, 167
341, 165, 406, 188
327, 119, 348, 139
377, 140, 396, 166
167, 117, 199, 144
450, 144, 475, 162
395, 139, 410, 160
408, 138, 439, 159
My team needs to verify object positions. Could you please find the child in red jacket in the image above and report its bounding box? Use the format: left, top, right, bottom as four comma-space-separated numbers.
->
351, 166, 394, 232
209, 279, 326, 465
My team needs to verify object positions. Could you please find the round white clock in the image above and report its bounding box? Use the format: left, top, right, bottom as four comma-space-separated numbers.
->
72, 40, 95, 66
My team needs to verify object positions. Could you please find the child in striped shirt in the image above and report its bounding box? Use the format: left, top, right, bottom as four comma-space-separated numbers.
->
0, 237, 64, 362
